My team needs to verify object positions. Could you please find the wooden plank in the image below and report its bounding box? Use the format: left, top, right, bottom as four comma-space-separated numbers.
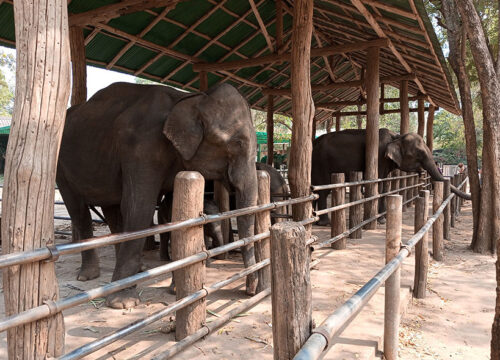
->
193, 38, 390, 72
4, 0, 70, 357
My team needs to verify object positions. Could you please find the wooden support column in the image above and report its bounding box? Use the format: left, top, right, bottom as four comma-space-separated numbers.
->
69, 26, 87, 106
275, 0, 283, 53
3, 1, 71, 358
349, 171, 363, 239
417, 97, 425, 137
335, 113, 341, 131
426, 104, 435, 152
414, 190, 430, 299
171, 172, 206, 340
363, 46, 380, 229
331, 173, 346, 249
326, 116, 333, 133
266, 95, 274, 166
288, 0, 314, 226
384, 195, 402, 360
199, 70, 208, 91
443, 178, 451, 240
357, 104, 363, 129
270, 222, 312, 358
312, 117, 317, 142
432, 181, 444, 261
255, 170, 271, 292
380, 83, 385, 114
400, 80, 409, 134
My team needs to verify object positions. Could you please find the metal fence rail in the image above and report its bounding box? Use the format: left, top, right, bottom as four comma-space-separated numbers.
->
311, 173, 421, 191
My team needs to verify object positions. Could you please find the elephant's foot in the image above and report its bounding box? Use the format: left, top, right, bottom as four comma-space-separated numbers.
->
316, 216, 330, 227
106, 288, 140, 309
245, 273, 258, 296
166, 279, 176, 295
77, 266, 100, 281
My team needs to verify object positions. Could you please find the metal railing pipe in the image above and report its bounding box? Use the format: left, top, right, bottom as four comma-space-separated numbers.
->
311, 173, 419, 191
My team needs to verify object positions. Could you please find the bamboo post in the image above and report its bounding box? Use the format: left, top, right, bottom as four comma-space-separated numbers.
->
270, 222, 312, 359
417, 97, 425, 137
255, 170, 271, 292
443, 178, 451, 240
171, 171, 206, 340
400, 171, 407, 211
214, 181, 231, 259
331, 173, 347, 249
335, 113, 341, 131
3, 1, 71, 357
69, 26, 87, 106
432, 181, 444, 261
349, 171, 363, 239
384, 195, 402, 360
400, 80, 409, 134
288, 0, 314, 228
413, 190, 429, 298
267, 95, 274, 166
453, 174, 460, 216
363, 46, 380, 229
426, 105, 435, 152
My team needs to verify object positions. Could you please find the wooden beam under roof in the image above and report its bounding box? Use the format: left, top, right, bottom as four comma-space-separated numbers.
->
249, 0, 274, 53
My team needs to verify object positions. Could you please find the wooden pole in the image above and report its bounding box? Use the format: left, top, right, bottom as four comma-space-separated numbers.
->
384, 195, 402, 360
380, 83, 385, 115
349, 171, 363, 239
288, 0, 314, 227
214, 181, 231, 259
450, 175, 457, 227
171, 171, 206, 340
275, 0, 283, 53
255, 170, 271, 292
417, 97, 425, 137
357, 104, 363, 129
443, 178, 451, 240
453, 174, 461, 216
326, 116, 333, 133
413, 190, 429, 299
335, 113, 341, 131
363, 46, 380, 229
432, 181, 444, 261
270, 222, 312, 359
3, 1, 70, 357
426, 104, 435, 152
69, 26, 87, 106
267, 95, 274, 166
199, 70, 208, 91
391, 169, 400, 194
312, 117, 317, 142
400, 80, 409, 134
400, 171, 407, 212
331, 173, 347, 249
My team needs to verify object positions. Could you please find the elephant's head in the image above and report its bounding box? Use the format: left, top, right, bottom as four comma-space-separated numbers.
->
164, 84, 258, 292
385, 132, 471, 200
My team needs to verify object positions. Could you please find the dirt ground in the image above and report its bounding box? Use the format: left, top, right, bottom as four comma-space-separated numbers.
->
0, 199, 495, 359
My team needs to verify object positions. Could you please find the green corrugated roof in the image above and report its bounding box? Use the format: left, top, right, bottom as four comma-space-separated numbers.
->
0, 0, 459, 123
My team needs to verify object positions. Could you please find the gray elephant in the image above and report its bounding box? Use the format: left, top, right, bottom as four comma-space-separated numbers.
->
56, 82, 258, 309
312, 129, 471, 226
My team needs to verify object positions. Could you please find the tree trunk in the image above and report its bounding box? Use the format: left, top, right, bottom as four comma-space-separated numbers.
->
288, 0, 314, 227
455, 2, 500, 358
440, 0, 481, 249
2, 1, 71, 358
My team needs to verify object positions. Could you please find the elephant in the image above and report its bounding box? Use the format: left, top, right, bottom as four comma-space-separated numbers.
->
312, 128, 471, 226
56, 82, 258, 309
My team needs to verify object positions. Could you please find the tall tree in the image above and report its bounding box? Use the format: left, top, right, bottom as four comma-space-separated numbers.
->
454, 0, 500, 357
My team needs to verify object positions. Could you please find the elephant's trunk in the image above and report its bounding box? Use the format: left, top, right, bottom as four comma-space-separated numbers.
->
422, 158, 472, 200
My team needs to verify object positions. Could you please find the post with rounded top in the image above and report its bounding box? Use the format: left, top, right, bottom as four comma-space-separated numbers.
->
414, 190, 430, 298
443, 179, 451, 240
270, 222, 312, 359
384, 195, 402, 360
255, 170, 271, 292
349, 171, 363, 239
171, 171, 206, 340
432, 181, 444, 261
331, 173, 347, 249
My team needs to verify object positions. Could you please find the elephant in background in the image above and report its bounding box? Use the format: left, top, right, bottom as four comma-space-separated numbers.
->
312, 129, 471, 226
57, 82, 258, 309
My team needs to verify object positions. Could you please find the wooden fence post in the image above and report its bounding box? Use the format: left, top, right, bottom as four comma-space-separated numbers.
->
255, 170, 271, 292
391, 170, 400, 195
432, 181, 444, 261
331, 173, 347, 249
384, 195, 402, 360
271, 222, 312, 359
453, 174, 460, 216
450, 175, 457, 227
413, 190, 429, 298
349, 171, 363, 239
171, 171, 206, 340
459, 173, 465, 209
214, 181, 231, 259
419, 172, 426, 194
443, 179, 451, 240
407, 174, 414, 206
400, 171, 407, 212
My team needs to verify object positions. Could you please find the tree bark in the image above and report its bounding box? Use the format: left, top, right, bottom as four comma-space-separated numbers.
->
2, 1, 71, 358
69, 26, 87, 106
426, 105, 435, 152
440, 0, 481, 248
288, 0, 314, 227
455, 1, 500, 358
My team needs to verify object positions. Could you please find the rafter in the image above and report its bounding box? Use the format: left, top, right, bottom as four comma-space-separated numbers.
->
248, 0, 274, 52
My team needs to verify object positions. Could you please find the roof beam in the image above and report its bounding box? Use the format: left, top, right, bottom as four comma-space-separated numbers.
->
193, 38, 389, 72
248, 0, 274, 53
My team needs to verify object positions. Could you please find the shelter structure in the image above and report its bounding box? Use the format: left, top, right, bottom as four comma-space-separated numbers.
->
0, 0, 459, 358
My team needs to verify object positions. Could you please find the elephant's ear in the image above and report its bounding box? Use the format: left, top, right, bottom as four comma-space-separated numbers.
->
385, 140, 403, 167
164, 94, 204, 161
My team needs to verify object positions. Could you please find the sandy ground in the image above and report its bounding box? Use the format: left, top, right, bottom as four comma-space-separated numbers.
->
0, 199, 495, 359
